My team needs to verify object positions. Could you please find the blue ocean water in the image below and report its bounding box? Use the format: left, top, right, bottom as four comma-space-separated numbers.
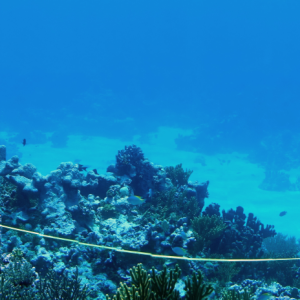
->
1, 1, 300, 299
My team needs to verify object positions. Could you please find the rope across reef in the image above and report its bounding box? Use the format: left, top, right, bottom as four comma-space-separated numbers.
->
1, 223, 299, 263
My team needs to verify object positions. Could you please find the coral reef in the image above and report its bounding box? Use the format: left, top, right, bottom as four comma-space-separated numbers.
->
0, 144, 295, 299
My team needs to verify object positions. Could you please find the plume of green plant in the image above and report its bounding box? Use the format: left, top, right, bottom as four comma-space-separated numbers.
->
177, 196, 201, 220
263, 250, 298, 287
148, 188, 177, 220
101, 203, 118, 219
0, 273, 22, 300
150, 188, 199, 221
0, 249, 89, 300
0, 177, 18, 209
150, 264, 181, 299
2, 248, 38, 289
165, 164, 193, 186
37, 266, 89, 300
293, 277, 300, 289
263, 232, 299, 255
221, 288, 253, 300
184, 270, 213, 300
0, 249, 37, 299
191, 215, 227, 252
0, 275, 35, 300
215, 263, 241, 287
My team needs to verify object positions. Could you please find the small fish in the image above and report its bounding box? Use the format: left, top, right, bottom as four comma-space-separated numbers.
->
257, 293, 276, 300
279, 211, 287, 217
127, 195, 145, 205
147, 188, 152, 199
78, 164, 88, 171
93, 169, 98, 175
180, 231, 188, 240
22, 139, 26, 146
172, 247, 188, 256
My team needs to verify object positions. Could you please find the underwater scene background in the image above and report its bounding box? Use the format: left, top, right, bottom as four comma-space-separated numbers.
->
1, 1, 300, 299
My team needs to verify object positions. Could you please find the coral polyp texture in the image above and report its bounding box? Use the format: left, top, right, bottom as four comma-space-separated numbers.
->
0, 144, 299, 299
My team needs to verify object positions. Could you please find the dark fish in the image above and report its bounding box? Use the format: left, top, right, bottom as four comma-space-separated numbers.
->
93, 169, 98, 175
78, 164, 88, 171
22, 139, 26, 146
279, 211, 287, 217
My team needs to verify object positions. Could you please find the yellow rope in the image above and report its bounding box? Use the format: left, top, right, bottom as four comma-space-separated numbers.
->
1, 224, 299, 262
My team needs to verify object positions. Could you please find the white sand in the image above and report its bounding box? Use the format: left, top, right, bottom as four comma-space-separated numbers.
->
4, 126, 300, 239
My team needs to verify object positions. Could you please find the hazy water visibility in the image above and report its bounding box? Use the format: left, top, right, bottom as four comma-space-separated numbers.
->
1, 0, 300, 239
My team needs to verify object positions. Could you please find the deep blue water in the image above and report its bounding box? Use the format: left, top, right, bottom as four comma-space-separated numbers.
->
1, 0, 300, 141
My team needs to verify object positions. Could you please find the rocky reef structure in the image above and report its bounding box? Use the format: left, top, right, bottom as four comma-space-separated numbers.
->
0, 144, 297, 299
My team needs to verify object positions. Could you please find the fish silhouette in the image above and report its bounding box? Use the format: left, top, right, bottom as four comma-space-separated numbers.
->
78, 164, 88, 171
279, 211, 287, 217
22, 139, 26, 146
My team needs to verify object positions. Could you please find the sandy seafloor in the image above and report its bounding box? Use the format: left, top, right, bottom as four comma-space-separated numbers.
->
1, 127, 299, 239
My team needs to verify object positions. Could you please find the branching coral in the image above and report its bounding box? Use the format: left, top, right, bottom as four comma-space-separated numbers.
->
106, 263, 154, 300
130, 264, 154, 299
151, 264, 181, 299
116, 145, 145, 176
192, 215, 227, 252
106, 264, 213, 300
